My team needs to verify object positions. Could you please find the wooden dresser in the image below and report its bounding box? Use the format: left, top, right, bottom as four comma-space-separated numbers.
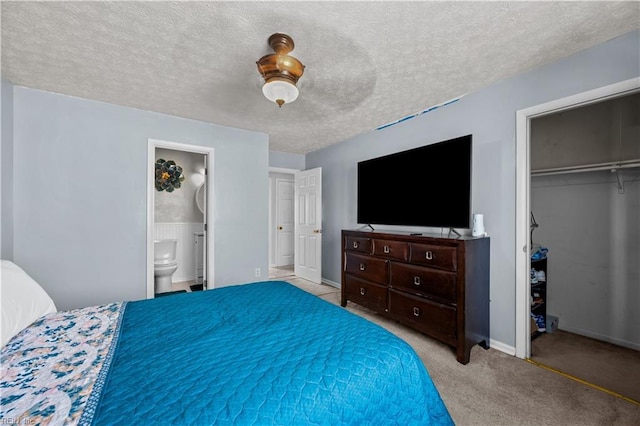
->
341, 229, 490, 364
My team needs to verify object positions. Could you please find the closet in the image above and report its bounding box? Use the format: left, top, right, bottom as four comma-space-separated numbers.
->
528, 93, 639, 400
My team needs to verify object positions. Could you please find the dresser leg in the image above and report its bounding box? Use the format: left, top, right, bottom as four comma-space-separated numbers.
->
457, 346, 471, 365
457, 339, 490, 364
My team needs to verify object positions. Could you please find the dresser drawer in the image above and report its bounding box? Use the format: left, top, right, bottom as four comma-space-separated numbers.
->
372, 239, 408, 261
344, 276, 388, 314
390, 262, 457, 303
409, 243, 457, 271
388, 290, 456, 345
345, 236, 372, 254
345, 253, 388, 284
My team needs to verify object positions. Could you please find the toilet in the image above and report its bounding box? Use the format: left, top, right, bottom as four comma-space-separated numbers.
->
154, 239, 178, 294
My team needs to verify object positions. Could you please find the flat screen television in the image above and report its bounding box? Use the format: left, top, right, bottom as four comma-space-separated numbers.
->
357, 135, 472, 228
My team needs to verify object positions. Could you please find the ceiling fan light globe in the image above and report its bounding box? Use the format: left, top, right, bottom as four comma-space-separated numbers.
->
262, 80, 299, 106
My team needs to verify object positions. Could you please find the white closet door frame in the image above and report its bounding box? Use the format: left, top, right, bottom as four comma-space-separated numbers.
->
514, 77, 639, 359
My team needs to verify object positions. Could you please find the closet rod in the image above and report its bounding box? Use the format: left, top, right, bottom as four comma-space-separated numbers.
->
531, 159, 640, 177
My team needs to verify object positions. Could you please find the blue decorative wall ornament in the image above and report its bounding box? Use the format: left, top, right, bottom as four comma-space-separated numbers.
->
374, 96, 463, 131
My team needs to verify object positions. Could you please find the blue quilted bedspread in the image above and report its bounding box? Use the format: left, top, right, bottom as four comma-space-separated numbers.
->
92, 281, 452, 424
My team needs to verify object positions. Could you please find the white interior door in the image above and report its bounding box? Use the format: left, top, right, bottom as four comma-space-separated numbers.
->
276, 179, 295, 266
294, 168, 322, 283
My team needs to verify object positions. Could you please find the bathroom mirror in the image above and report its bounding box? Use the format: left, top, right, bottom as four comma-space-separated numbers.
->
196, 182, 205, 215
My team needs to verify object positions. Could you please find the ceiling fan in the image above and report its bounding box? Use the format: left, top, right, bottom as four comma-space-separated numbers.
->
256, 33, 305, 108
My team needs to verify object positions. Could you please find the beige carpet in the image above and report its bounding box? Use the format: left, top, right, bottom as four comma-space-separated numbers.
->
268, 265, 295, 279
284, 278, 640, 425
531, 330, 640, 403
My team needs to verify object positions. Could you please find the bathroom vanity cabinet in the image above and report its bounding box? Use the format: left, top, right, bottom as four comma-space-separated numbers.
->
194, 232, 204, 285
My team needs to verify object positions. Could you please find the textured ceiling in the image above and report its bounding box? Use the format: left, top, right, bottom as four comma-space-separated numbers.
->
2, 1, 639, 154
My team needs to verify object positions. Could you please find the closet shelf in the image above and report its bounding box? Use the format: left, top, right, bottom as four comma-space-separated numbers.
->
531, 159, 640, 177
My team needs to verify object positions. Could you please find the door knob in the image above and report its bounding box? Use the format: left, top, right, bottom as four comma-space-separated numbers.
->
313, 229, 322, 233
278, 226, 283, 230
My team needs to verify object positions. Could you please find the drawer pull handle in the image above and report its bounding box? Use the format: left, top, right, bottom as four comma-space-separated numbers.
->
359, 263, 366, 271
353, 241, 359, 249
383, 245, 390, 254
413, 276, 421, 286
425, 251, 433, 260
413, 307, 421, 317
360, 287, 366, 296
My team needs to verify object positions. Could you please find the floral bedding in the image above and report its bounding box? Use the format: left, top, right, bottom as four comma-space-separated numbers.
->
1, 303, 126, 425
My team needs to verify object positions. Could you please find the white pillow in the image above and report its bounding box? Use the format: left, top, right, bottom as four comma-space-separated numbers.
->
1, 260, 57, 347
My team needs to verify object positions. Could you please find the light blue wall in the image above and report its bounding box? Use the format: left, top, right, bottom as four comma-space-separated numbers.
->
1, 79, 14, 260
12, 87, 269, 310
306, 30, 640, 348
269, 150, 305, 170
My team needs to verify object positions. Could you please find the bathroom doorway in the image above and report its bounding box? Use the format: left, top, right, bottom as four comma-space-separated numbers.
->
146, 139, 214, 298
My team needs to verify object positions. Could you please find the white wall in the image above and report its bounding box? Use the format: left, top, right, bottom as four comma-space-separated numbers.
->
305, 30, 640, 348
269, 150, 305, 170
531, 94, 639, 169
532, 171, 639, 349
11, 87, 269, 310
154, 148, 205, 224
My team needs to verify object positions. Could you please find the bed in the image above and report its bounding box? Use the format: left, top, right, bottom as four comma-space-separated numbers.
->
1, 260, 453, 425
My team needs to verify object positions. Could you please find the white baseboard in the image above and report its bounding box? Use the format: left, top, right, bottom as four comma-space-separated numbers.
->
322, 278, 340, 288
559, 326, 640, 351
489, 339, 516, 356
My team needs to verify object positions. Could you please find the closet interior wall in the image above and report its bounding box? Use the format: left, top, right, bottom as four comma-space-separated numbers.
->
530, 93, 639, 350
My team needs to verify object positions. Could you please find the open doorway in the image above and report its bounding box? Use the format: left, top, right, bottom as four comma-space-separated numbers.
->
268, 166, 323, 283
528, 92, 640, 403
147, 139, 214, 298
515, 78, 639, 403
268, 168, 298, 280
